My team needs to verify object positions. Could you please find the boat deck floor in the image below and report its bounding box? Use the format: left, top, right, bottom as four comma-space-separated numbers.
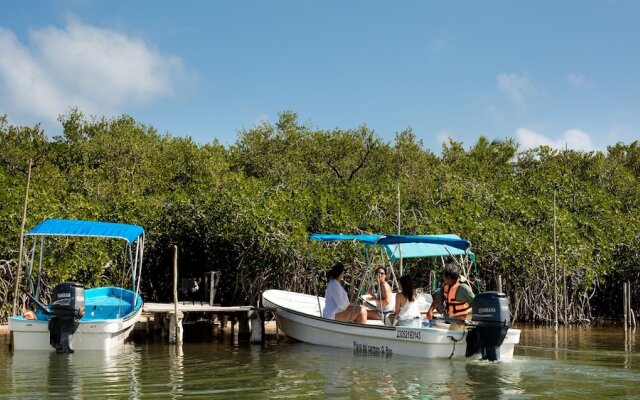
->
84, 295, 134, 320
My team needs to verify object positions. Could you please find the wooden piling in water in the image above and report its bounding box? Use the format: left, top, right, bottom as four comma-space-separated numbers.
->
11, 159, 32, 317
171, 245, 182, 344
623, 281, 635, 329
249, 309, 264, 344
624, 281, 628, 330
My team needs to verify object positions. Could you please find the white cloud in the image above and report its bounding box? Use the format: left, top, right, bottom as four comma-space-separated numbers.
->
516, 128, 594, 152
567, 73, 590, 88
497, 73, 533, 104
0, 19, 186, 125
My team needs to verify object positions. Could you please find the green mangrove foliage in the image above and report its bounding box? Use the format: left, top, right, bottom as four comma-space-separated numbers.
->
1, 111, 638, 323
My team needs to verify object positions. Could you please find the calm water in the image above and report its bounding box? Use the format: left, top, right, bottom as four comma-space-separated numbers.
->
0, 325, 638, 399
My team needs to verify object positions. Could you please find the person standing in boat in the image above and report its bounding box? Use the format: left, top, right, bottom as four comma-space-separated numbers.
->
391, 275, 420, 327
322, 262, 368, 324
366, 267, 394, 320
426, 266, 474, 326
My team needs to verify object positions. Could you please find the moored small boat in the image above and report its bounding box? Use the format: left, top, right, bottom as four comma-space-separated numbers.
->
263, 233, 521, 360
9, 219, 145, 352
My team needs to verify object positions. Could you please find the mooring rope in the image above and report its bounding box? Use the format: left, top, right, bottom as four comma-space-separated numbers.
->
447, 328, 467, 359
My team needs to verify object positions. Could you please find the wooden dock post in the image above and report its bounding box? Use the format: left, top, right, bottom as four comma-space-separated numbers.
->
220, 315, 228, 336
249, 309, 264, 344
169, 311, 184, 344
624, 281, 628, 330
238, 312, 250, 339
171, 245, 183, 344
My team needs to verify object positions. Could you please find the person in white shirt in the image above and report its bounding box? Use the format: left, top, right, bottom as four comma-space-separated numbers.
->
322, 263, 367, 324
391, 275, 420, 327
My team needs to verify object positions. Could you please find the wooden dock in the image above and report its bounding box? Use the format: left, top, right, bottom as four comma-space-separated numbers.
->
144, 302, 255, 314
142, 302, 267, 344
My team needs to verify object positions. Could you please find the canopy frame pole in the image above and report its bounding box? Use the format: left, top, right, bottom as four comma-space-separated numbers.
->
25, 238, 37, 296
35, 236, 44, 300
135, 234, 145, 306
349, 243, 372, 321
381, 247, 399, 292
126, 244, 132, 290
130, 241, 136, 291
307, 243, 322, 318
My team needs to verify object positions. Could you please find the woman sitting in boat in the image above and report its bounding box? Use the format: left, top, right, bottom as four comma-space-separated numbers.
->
390, 275, 421, 327
365, 266, 394, 320
322, 263, 368, 324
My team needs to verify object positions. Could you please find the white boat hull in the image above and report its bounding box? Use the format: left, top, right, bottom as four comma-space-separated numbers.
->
263, 289, 520, 360
9, 306, 142, 351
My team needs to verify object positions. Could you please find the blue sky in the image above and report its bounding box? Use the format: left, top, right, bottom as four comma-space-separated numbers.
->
1, 1, 638, 153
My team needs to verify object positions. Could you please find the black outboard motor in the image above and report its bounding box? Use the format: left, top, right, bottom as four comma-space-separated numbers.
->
48, 282, 85, 353
466, 291, 510, 361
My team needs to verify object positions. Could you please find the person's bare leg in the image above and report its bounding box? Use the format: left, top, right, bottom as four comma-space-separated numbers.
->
336, 305, 367, 323
367, 309, 382, 320
356, 306, 367, 324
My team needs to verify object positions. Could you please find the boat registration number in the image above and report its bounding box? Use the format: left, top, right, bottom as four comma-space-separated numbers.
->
396, 328, 421, 340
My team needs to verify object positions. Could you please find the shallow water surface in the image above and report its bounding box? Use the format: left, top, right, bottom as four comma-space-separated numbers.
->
0, 325, 638, 399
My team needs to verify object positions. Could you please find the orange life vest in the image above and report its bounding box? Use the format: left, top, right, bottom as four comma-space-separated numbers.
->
443, 281, 471, 317
23, 311, 37, 320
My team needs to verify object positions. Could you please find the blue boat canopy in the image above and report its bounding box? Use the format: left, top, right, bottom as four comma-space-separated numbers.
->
384, 240, 475, 262
308, 233, 471, 257
26, 219, 144, 245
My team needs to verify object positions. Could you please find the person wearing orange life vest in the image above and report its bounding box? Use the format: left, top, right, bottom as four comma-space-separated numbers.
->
426, 266, 474, 324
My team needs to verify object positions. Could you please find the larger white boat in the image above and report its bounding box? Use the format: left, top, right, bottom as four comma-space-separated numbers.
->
263, 233, 521, 361
9, 219, 145, 352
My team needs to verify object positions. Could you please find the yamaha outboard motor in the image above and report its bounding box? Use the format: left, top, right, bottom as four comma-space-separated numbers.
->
466, 291, 510, 361
49, 282, 85, 353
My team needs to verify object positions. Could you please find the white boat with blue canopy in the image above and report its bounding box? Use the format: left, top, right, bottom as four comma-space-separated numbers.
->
8, 219, 145, 352
262, 233, 520, 361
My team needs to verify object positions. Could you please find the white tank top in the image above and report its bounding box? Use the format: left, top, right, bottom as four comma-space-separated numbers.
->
397, 298, 420, 321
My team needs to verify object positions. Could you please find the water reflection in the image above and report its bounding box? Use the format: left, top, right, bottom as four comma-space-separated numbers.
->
1, 326, 639, 398
5, 344, 141, 398
260, 341, 526, 399
169, 344, 184, 398
624, 327, 636, 370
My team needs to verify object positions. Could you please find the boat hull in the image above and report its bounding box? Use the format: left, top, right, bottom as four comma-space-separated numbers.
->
9, 287, 142, 351
262, 289, 520, 360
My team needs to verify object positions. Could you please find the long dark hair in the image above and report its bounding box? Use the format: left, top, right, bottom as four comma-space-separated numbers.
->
327, 262, 345, 280
399, 275, 415, 302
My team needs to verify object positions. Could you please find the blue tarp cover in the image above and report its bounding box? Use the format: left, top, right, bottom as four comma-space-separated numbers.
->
26, 219, 144, 244
308, 233, 471, 256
